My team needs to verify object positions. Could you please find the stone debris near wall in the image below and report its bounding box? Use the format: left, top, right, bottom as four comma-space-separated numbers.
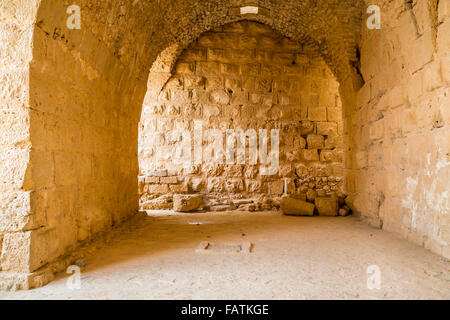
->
315, 196, 339, 216
173, 194, 203, 212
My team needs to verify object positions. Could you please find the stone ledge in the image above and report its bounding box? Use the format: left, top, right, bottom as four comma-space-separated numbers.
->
0, 267, 54, 291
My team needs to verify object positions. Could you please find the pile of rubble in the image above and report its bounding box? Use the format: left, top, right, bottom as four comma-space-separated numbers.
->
141, 192, 351, 217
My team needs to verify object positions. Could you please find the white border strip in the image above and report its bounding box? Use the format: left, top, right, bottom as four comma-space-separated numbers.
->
240, 6, 259, 15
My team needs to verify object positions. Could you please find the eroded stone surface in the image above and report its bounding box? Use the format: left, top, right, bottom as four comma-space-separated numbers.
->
173, 194, 203, 212
315, 196, 339, 216
280, 196, 315, 216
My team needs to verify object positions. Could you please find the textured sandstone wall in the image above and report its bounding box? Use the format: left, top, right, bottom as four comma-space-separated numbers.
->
139, 21, 344, 210
0, 0, 155, 289
348, 0, 450, 258
0, 0, 40, 289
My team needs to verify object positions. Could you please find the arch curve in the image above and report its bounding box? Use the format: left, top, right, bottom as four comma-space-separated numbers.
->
1, 0, 364, 289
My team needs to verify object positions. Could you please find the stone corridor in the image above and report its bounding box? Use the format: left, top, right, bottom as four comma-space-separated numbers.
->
0, 0, 449, 296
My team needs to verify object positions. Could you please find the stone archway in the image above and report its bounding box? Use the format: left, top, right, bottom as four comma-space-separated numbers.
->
139, 21, 347, 213
2, 0, 448, 291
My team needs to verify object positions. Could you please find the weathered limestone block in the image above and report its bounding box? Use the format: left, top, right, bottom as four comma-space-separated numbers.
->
308, 107, 327, 121
307, 135, 324, 149
173, 194, 203, 212
299, 121, 315, 135
0, 68, 29, 108
315, 196, 339, 216
0, 147, 30, 191
147, 169, 168, 177
210, 204, 235, 212
268, 180, 284, 195
369, 120, 384, 141
303, 149, 319, 161
246, 179, 264, 193
407, 31, 434, 73
244, 166, 258, 179
0, 267, 54, 291
278, 164, 294, 177
294, 136, 307, 149
207, 177, 225, 193
210, 90, 230, 104
160, 176, 178, 184
170, 184, 189, 193
199, 61, 220, 75
317, 122, 338, 135
145, 176, 160, 184
165, 77, 184, 90
290, 193, 307, 201
176, 62, 195, 74
0, 109, 30, 147
184, 75, 205, 88
0, 229, 56, 273
280, 196, 315, 216
320, 150, 336, 162
225, 178, 245, 193
204, 165, 224, 177
230, 199, 250, 205
327, 107, 341, 122
422, 62, 443, 93
142, 195, 173, 210
0, 191, 38, 233
189, 177, 205, 192
147, 184, 170, 194
324, 136, 340, 149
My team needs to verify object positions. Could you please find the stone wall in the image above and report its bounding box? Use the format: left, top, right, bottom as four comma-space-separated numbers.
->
139, 22, 345, 211
346, 0, 450, 258
0, 0, 154, 289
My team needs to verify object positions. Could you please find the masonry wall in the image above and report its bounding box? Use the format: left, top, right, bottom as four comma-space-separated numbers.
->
139, 22, 344, 210
347, 0, 450, 258
0, 0, 152, 290
0, 0, 39, 289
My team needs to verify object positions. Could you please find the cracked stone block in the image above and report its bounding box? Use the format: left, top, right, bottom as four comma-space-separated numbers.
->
280, 196, 315, 216
315, 196, 339, 216
173, 194, 203, 212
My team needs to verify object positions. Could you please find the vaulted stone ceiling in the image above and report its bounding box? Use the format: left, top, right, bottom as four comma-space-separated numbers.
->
34, 0, 365, 84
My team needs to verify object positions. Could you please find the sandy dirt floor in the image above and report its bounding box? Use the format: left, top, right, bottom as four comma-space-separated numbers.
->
1, 212, 449, 300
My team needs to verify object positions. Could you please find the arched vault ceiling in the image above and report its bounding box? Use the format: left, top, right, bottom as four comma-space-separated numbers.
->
148, 0, 365, 82
35, 0, 365, 84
